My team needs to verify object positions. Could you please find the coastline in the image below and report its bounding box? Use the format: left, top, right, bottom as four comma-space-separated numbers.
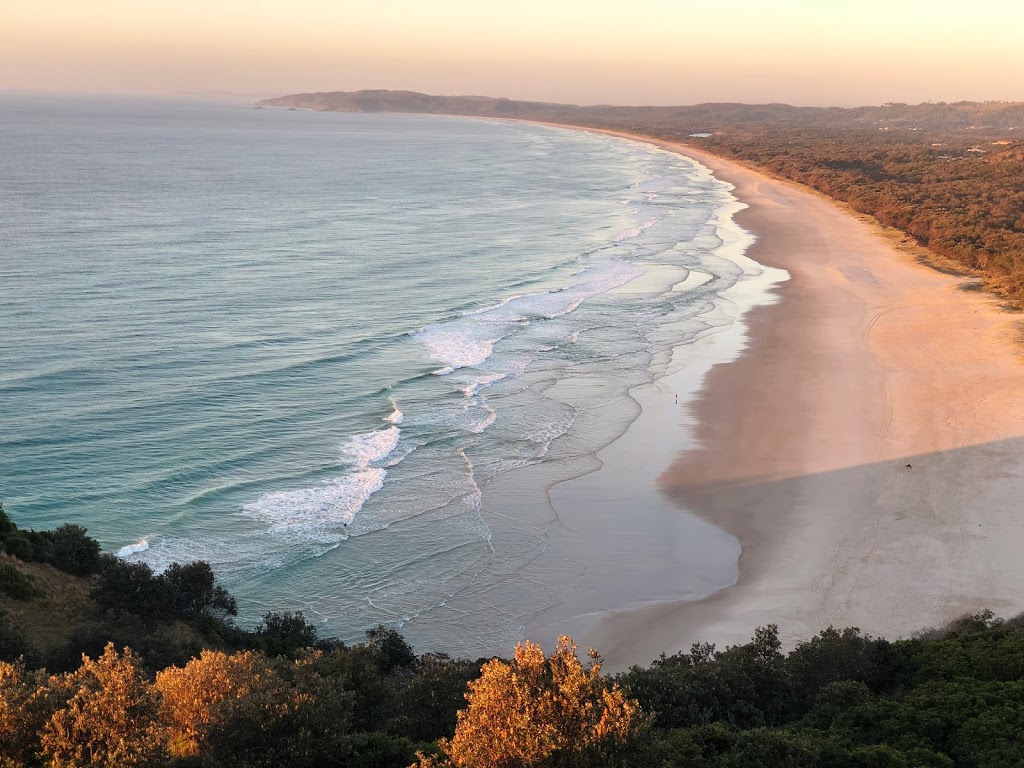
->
524, 123, 1024, 668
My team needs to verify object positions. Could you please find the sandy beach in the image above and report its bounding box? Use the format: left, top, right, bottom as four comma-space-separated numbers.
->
527, 126, 1024, 667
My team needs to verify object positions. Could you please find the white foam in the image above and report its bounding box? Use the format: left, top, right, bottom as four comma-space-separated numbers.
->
242, 426, 401, 538
468, 402, 497, 434
122, 536, 207, 571
416, 258, 643, 376
459, 371, 509, 398
342, 426, 400, 468
243, 468, 386, 534
386, 443, 417, 467
462, 292, 536, 316
526, 411, 578, 458
417, 325, 498, 371
116, 539, 149, 558
537, 261, 645, 318
457, 448, 491, 546
383, 398, 404, 424
614, 216, 663, 242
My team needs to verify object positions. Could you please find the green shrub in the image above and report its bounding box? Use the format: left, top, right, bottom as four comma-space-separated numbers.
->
91, 556, 175, 620
46, 616, 204, 674
255, 611, 319, 658
0, 504, 15, 535
50, 524, 102, 576
0, 563, 41, 601
0, 612, 34, 663
366, 625, 417, 673
2, 534, 37, 563
0, 505, 102, 576
163, 561, 237, 620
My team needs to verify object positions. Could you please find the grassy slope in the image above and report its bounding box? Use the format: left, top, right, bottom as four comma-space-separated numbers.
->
0, 553, 95, 652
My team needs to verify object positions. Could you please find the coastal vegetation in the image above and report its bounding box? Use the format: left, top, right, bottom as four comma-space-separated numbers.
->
4, 505, 1024, 766
694, 130, 1024, 300
258, 91, 1024, 303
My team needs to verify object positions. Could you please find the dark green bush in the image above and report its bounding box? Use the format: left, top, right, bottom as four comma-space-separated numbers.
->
92, 555, 175, 619
0, 503, 102, 576
366, 624, 418, 673
2, 532, 39, 563
50, 524, 102, 576
254, 611, 320, 658
0, 612, 34, 663
0, 504, 14, 536
163, 561, 237, 620
0, 563, 41, 601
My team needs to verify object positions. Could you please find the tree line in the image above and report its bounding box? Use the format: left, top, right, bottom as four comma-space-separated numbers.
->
696, 131, 1024, 300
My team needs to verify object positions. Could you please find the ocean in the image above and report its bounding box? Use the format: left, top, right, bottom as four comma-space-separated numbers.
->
0, 97, 784, 656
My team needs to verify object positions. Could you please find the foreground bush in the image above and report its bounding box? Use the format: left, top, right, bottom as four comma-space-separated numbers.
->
40, 645, 162, 768
416, 636, 645, 768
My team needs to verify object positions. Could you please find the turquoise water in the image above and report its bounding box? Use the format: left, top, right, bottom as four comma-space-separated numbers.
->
1, 98, 768, 654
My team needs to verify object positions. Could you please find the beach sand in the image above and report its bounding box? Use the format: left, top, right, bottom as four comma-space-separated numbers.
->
528, 126, 1024, 668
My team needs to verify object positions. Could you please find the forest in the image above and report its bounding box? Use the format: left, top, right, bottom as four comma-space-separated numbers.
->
3, 505, 1024, 767
679, 130, 1024, 299
259, 91, 1024, 302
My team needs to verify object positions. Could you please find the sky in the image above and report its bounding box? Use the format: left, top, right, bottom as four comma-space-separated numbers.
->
2, 0, 1023, 107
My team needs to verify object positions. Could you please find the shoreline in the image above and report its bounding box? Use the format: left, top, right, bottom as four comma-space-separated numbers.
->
515, 146, 789, 656
521, 122, 1024, 667
468, 134, 787, 660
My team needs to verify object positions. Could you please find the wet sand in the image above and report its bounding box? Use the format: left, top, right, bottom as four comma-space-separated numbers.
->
528, 126, 1024, 667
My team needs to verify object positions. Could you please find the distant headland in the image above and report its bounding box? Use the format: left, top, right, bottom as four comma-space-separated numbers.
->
256, 88, 1024, 131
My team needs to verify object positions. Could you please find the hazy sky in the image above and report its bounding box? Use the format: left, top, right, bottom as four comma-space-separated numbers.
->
2, 0, 1022, 106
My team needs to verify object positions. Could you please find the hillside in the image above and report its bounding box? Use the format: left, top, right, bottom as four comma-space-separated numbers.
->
0, 553, 94, 654
5, 505, 1024, 765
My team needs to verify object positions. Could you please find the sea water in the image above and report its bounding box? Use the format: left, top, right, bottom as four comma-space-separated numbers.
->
0, 97, 782, 656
